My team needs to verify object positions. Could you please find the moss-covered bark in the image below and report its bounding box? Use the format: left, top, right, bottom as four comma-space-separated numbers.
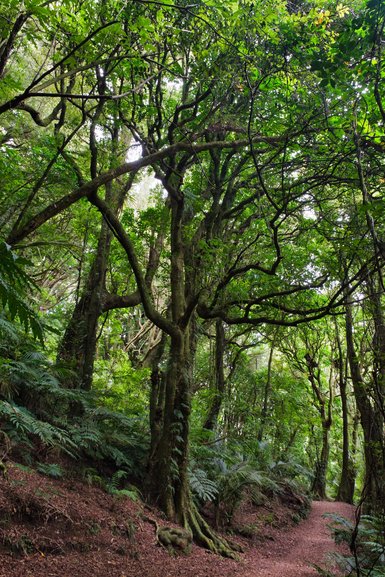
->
346, 292, 385, 514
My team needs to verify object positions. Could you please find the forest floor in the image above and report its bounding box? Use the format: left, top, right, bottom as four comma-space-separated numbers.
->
238, 500, 354, 577
0, 462, 355, 577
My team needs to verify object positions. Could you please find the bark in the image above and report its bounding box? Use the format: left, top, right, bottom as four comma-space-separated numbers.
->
147, 185, 193, 519
258, 342, 274, 442
57, 219, 111, 389
148, 330, 191, 517
311, 421, 330, 500
345, 292, 385, 514
53, 109, 120, 390
0, 12, 29, 79
144, 177, 237, 556
368, 276, 385, 420
203, 319, 226, 431
336, 371, 356, 503
147, 327, 237, 557
57, 123, 157, 389
336, 322, 356, 504
148, 330, 167, 467
305, 353, 332, 500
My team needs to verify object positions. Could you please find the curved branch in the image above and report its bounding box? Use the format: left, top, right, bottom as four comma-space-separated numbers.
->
15, 102, 62, 126
87, 191, 176, 337
7, 133, 280, 245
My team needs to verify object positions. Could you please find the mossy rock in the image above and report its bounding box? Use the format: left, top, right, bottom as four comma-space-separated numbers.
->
158, 526, 192, 555
236, 523, 259, 538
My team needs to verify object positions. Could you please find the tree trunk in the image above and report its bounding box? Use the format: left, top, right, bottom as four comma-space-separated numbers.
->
145, 182, 238, 557
57, 220, 111, 389
305, 353, 332, 500
57, 120, 140, 390
368, 275, 385, 421
345, 292, 385, 513
336, 372, 356, 503
147, 327, 237, 556
148, 330, 191, 517
258, 342, 274, 442
336, 322, 356, 503
311, 421, 330, 500
203, 319, 226, 431
148, 329, 167, 476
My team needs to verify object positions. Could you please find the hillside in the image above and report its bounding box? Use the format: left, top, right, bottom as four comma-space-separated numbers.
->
0, 463, 352, 577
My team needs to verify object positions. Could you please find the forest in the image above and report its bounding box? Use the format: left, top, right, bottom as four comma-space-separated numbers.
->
1, 0, 385, 575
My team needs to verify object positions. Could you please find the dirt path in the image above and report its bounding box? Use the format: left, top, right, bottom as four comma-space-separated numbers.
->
1, 465, 356, 577
241, 501, 355, 577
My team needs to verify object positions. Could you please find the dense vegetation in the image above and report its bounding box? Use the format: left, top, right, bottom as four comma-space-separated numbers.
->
1, 0, 385, 567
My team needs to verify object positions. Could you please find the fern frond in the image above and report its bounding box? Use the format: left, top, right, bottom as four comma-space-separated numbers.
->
0, 241, 43, 341
0, 315, 20, 343
189, 467, 218, 503
37, 462, 64, 478
0, 400, 78, 456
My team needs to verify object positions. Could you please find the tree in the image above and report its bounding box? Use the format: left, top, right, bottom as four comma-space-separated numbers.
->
3, 0, 385, 554
278, 322, 338, 499
335, 317, 357, 504
84, 1, 370, 552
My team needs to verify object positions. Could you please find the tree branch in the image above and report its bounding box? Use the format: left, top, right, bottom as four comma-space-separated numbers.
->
87, 191, 176, 337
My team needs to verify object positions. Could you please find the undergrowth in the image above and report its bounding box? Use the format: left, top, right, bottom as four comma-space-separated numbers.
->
0, 291, 311, 531
189, 435, 311, 529
0, 318, 149, 482
326, 511, 385, 577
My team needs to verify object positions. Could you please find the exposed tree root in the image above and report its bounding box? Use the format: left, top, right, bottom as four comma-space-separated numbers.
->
145, 503, 242, 559
184, 504, 242, 559
143, 515, 192, 555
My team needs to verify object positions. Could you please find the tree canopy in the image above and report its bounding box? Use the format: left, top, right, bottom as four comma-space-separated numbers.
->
1, 0, 385, 561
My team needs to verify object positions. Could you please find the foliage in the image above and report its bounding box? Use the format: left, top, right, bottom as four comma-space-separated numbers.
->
0, 400, 76, 456
36, 462, 64, 478
327, 512, 385, 576
190, 439, 310, 527
189, 465, 219, 504
2, 0, 385, 558
0, 242, 42, 340
0, 324, 149, 477
93, 351, 150, 415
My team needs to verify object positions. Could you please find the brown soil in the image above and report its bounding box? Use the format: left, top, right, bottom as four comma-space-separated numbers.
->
0, 463, 354, 577
239, 500, 354, 577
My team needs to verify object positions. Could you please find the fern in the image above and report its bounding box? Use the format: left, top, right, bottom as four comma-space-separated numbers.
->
189, 467, 219, 503
327, 513, 385, 576
0, 401, 77, 457
0, 321, 149, 479
108, 487, 140, 501
0, 315, 20, 344
110, 469, 129, 488
102, 470, 141, 501
37, 462, 64, 478
0, 241, 43, 341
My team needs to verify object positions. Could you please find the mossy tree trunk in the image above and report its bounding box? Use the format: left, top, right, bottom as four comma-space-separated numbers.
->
203, 319, 226, 431
57, 118, 140, 390
258, 341, 275, 442
148, 329, 191, 518
336, 320, 356, 504
345, 290, 385, 514
147, 326, 237, 556
311, 419, 330, 500
336, 370, 356, 503
87, 169, 237, 553
305, 353, 332, 500
353, 127, 385, 513
140, 176, 236, 556
57, 219, 111, 390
